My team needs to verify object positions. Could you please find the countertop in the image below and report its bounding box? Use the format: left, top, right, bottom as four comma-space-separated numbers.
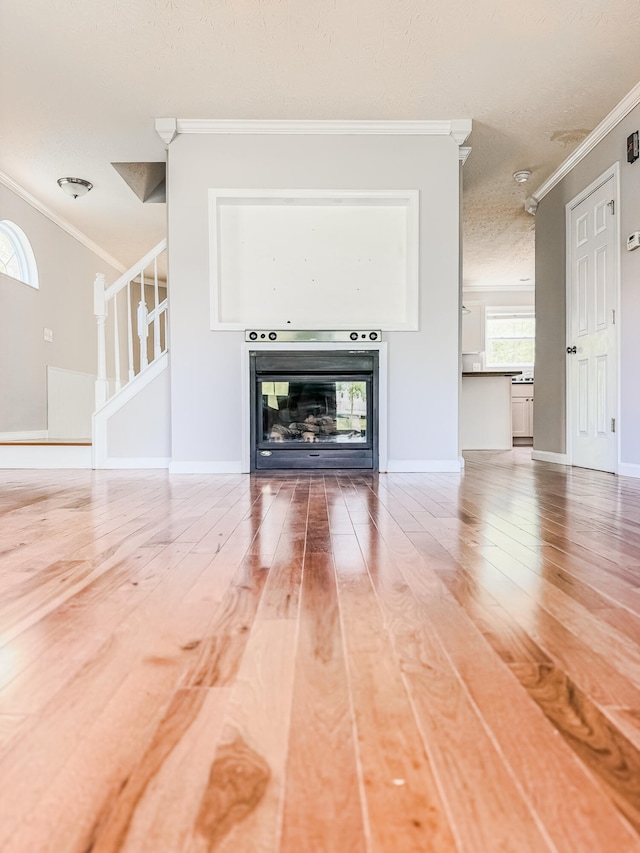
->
462, 371, 522, 377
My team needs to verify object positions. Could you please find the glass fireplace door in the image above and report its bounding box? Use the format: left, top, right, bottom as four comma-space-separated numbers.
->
250, 349, 378, 471
258, 376, 371, 448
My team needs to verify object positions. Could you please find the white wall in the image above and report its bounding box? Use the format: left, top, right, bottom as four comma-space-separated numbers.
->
47, 367, 95, 439
0, 183, 121, 434
166, 131, 463, 471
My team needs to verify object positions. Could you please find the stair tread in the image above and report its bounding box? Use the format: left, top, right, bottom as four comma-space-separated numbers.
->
0, 440, 91, 446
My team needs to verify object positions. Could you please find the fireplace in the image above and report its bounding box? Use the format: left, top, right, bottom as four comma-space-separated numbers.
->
249, 349, 379, 472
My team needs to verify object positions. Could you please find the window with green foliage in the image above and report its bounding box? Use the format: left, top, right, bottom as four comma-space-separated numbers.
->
485, 308, 535, 368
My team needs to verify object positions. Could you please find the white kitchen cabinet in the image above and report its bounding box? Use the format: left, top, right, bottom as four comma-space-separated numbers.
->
462, 302, 484, 353
512, 383, 534, 438
461, 374, 514, 450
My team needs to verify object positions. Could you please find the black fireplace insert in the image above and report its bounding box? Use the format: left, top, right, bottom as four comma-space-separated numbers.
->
250, 350, 379, 471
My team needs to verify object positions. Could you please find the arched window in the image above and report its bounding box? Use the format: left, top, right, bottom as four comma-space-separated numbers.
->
0, 220, 39, 288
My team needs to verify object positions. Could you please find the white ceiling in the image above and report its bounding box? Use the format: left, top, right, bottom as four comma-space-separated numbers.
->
2, 0, 640, 288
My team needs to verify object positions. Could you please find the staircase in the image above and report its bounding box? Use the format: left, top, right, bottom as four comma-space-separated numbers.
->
92, 239, 170, 468
0, 240, 170, 470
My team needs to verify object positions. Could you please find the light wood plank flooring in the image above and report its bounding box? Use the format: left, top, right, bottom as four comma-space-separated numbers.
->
2, 450, 640, 851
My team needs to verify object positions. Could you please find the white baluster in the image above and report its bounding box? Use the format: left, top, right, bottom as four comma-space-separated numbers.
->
127, 280, 134, 381
153, 256, 160, 360
140, 269, 147, 369
113, 290, 121, 392
137, 300, 149, 369
93, 273, 109, 408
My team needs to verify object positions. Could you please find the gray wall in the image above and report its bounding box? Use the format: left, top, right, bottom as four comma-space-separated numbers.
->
167, 132, 462, 470
535, 101, 640, 467
0, 183, 121, 434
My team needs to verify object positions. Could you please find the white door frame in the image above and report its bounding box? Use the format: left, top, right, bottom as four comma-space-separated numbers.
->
564, 162, 621, 472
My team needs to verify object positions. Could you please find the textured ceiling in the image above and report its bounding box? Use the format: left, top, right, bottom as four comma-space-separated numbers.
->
1, 0, 639, 287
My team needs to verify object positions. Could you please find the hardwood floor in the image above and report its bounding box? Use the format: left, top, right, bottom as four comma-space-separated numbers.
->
1, 450, 640, 851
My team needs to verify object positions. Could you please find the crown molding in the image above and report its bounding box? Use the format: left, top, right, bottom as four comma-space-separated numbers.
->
459, 146, 472, 165
526, 79, 640, 209
157, 118, 472, 145
0, 170, 126, 273
449, 120, 472, 146
155, 118, 178, 146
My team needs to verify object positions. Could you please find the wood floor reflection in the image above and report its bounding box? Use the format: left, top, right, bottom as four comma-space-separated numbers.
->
2, 450, 640, 851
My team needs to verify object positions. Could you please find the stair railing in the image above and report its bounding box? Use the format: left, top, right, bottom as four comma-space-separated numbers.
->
94, 239, 167, 409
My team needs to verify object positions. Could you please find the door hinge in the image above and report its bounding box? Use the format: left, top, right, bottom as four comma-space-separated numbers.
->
611, 417, 616, 433
612, 309, 616, 324
607, 199, 615, 215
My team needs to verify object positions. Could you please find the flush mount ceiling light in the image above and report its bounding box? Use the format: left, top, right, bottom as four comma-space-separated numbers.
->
513, 170, 532, 184
57, 177, 93, 199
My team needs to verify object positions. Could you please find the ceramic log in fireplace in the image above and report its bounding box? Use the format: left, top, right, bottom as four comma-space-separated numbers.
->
249, 350, 379, 471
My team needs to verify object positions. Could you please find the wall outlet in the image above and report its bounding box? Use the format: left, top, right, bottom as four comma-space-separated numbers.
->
472, 363, 481, 371
43, 327, 53, 342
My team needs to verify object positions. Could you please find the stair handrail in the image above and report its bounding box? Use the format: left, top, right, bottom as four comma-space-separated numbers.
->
103, 238, 167, 301
94, 239, 167, 410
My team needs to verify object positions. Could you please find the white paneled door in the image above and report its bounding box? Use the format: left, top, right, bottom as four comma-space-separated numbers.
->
568, 172, 618, 473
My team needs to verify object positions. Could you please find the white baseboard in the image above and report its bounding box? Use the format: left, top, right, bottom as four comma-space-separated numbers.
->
0, 430, 48, 441
385, 458, 462, 473
0, 444, 91, 469
169, 460, 244, 474
97, 457, 171, 470
619, 462, 640, 479
531, 450, 569, 465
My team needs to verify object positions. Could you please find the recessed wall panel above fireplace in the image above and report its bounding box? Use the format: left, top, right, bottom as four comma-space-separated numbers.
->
209, 189, 419, 331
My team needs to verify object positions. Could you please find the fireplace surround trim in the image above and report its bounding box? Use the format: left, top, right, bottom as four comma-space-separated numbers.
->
240, 340, 387, 473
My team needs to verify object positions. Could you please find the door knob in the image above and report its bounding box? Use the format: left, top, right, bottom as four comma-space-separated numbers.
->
566, 345, 577, 354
